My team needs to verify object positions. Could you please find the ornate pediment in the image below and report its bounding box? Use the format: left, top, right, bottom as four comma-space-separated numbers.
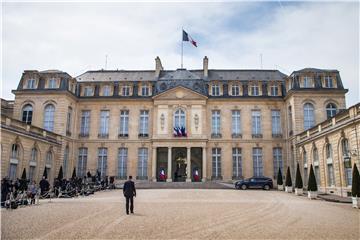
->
152, 85, 207, 100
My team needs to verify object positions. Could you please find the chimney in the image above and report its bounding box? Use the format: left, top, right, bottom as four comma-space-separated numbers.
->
203, 56, 209, 78
155, 56, 163, 78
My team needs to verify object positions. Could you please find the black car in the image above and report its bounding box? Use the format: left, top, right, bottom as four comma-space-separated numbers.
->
235, 177, 273, 190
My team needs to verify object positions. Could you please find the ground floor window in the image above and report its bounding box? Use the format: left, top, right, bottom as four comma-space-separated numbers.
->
303, 167, 308, 186
78, 148, 88, 177
253, 148, 263, 177
273, 147, 282, 178
29, 166, 36, 181
327, 163, 335, 186
314, 166, 320, 185
46, 167, 51, 181
98, 148, 107, 178
118, 148, 128, 179
137, 148, 148, 179
212, 148, 222, 179
344, 160, 352, 186
9, 163, 17, 180
232, 148, 242, 179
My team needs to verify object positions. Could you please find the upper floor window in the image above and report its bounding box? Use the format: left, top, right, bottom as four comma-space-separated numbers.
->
99, 110, 110, 137
139, 110, 149, 137
11, 144, 19, 159
303, 149, 307, 164
26, 79, 36, 89
119, 110, 129, 136
232, 110, 241, 136
122, 85, 130, 96
80, 110, 91, 137
288, 106, 293, 133
22, 104, 33, 124
251, 110, 261, 135
66, 107, 72, 135
48, 79, 57, 89
341, 139, 349, 157
312, 147, 319, 163
141, 85, 150, 96
324, 76, 333, 88
231, 84, 240, 96
30, 148, 37, 163
44, 104, 55, 131
270, 84, 278, 96
102, 85, 111, 96
211, 110, 221, 136
326, 103, 337, 119
46, 151, 53, 166
211, 84, 220, 96
303, 103, 315, 130
250, 84, 259, 96
271, 110, 281, 135
326, 144, 333, 160
174, 109, 186, 129
303, 76, 312, 88
84, 86, 93, 96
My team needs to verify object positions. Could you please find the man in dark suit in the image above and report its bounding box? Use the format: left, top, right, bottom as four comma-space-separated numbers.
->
123, 176, 136, 215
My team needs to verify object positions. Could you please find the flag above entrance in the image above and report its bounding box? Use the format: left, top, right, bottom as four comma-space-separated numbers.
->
173, 126, 187, 137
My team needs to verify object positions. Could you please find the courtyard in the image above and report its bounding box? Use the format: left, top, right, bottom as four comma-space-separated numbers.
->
1, 189, 359, 240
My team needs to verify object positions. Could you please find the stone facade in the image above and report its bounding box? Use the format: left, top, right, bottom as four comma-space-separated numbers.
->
1, 57, 357, 196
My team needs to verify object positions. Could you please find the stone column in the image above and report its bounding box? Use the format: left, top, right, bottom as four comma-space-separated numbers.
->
186, 147, 191, 182
152, 147, 157, 182
166, 147, 172, 182
202, 147, 207, 182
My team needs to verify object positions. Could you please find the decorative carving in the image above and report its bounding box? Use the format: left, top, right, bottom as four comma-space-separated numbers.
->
121, 143, 125, 147
175, 90, 184, 98
194, 114, 199, 130
340, 130, 345, 139
160, 113, 165, 130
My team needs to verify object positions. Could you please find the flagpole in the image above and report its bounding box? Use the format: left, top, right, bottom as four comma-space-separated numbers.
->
181, 27, 183, 68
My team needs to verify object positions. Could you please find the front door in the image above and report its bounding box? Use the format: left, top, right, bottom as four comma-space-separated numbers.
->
172, 148, 187, 182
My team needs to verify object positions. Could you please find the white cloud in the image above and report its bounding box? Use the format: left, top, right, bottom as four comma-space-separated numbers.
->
2, 2, 359, 105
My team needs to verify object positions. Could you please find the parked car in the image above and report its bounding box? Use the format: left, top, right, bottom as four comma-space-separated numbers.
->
235, 177, 273, 190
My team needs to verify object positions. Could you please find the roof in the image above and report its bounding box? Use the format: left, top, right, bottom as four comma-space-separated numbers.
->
76, 70, 156, 82
291, 68, 339, 75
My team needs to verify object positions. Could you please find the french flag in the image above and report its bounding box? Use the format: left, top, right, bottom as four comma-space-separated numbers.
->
183, 30, 197, 47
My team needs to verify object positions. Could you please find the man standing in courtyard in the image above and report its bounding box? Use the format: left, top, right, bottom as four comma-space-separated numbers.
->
123, 176, 136, 215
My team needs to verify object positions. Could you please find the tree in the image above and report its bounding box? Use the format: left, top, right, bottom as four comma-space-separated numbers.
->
72, 167, 77, 179
43, 167, 48, 179
352, 163, 360, 197
307, 164, 318, 192
277, 168, 283, 185
295, 163, 303, 189
57, 166, 63, 180
285, 166, 292, 187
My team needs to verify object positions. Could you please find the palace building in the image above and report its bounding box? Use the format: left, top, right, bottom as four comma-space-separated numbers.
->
1, 56, 359, 196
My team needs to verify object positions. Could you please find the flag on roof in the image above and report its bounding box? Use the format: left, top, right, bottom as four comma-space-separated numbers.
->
182, 30, 197, 47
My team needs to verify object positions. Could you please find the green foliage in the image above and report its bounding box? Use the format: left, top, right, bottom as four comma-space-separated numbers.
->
285, 166, 292, 187
352, 163, 360, 197
277, 168, 283, 185
307, 164, 318, 192
295, 163, 303, 189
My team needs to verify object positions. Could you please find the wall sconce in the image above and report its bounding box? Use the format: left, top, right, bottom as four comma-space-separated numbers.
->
160, 114, 165, 130
194, 114, 199, 130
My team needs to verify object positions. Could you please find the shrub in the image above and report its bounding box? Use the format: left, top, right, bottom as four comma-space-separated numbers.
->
277, 168, 283, 185
307, 164, 318, 192
285, 166, 292, 187
295, 163, 303, 189
352, 163, 360, 197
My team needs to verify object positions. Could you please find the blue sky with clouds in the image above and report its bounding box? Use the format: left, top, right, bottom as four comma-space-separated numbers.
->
1, 1, 359, 105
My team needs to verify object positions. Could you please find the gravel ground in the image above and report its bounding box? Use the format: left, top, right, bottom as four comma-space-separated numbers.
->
1, 189, 359, 240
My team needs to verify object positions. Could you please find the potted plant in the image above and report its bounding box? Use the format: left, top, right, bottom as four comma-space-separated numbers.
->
295, 163, 303, 196
277, 168, 284, 191
307, 164, 318, 199
285, 166, 293, 193
351, 163, 360, 208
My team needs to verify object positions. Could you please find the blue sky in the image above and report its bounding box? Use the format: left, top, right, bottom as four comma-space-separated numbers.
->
1, 1, 359, 105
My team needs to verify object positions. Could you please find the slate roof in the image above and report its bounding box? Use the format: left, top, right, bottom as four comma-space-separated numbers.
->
291, 68, 339, 75
76, 70, 156, 82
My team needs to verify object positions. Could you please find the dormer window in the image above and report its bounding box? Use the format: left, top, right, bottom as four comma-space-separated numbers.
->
211, 84, 220, 96
141, 84, 150, 96
48, 79, 57, 89
26, 79, 36, 89
270, 84, 278, 96
84, 86, 93, 96
324, 76, 333, 88
103, 85, 111, 96
303, 77, 312, 88
231, 84, 240, 96
122, 85, 130, 96
250, 84, 259, 96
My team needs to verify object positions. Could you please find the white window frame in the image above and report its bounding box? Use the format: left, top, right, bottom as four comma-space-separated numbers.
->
48, 79, 57, 89
324, 76, 333, 88
141, 85, 150, 96
251, 84, 259, 96
273, 147, 282, 178
122, 85, 130, 96
99, 110, 110, 136
98, 148, 107, 177
80, 110, 91, 136
119, 110, 129, 136
303, 76, 312, 88
231, 84, 240, 96
84, 87, 93, 96
103, 85, 111, 96
118, 148, 128, 178
137, 148, 148, 178
139, 110, 149, 135
303, 103, 315, 130
252, 110, 261, 135
231, 110, 241, 135
211, 110, 221, 135
78, 148, 88, 177
44, 104, 55, 131
212, 148, 221, 178
27, 79, 36, 89
173, 109, 186, 129
22, 104, 33, 124
232, 148, 242, 178
211, 84, 220, 96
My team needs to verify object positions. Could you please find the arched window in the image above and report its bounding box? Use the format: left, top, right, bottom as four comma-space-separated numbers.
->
174, 109, 186, 129
22, 104, 33, 124
303, 103, 315, 130
11, 144, 19, 159
325, 144, 334, 186
326, 103, 337, 119
326, 144, 332, 159
63, 146, 69, 178
312, 147, 320, 185
46, 151, 53, 166
44, 104, 55, 131
29, 148, 37, 181
342, 139, 352, 186
303, 149, 308, 186
9, 144, 20, 180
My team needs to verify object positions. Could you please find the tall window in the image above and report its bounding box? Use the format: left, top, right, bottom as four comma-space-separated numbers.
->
29, 148, 37, 181
9, 144, 19, 180
273, 148, 283, 178
26, 79, 35, 89
326, 103, 337, 119
212, 148, 222, 179
139, 110, 149, 137
250, 84, 259, 96
211, 84, 220, 96
303, 150, 308, 186
211, 110, 221, 136
313, 147, 320, 185
119, 110, 129, 137
80, 110, 91, 136
326, 144, 334, 186
303, 103, 315, 130
84, 87, 93, 96
46, 151, 52, 180
270, 84, 278, 96
122, 85, 130, 96
324, 76, 333, 88
118, 148, 128, 179
63, 146, 69, 178
66, 107, 72, 135
103, 85, 111, 96
77, 148, 88, 177
22, 104, 33, 124
232, 148, 242, 178
11, 144, 19, 159
303, 76, 312, 88
231, 84, 240, 96
141, 85, 149, 96
231, 110, 241, 136
174, 109, 186, 129
99, 110, 110, 137
271, 110, 281, 136
288, 106, 293, 134
98, 148, 107, 177
44, 104, 55, 131
326, 144, 333, 159
137, 148, 148, 179
48, 79, 57, 88
253, 148, 263, 177
252, 110, 261, 135
342, 139, 352, 186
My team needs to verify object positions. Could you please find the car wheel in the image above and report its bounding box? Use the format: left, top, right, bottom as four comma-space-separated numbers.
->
263, 184, 270, 190
235, 185, 240, 190
241, 184, 247, 190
